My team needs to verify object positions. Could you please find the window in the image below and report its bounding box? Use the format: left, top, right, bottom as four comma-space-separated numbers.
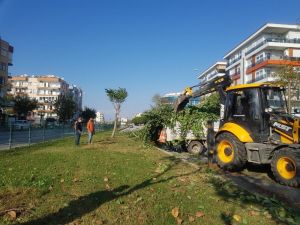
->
256, 70, 263, 76
263, 88, 287, 113
1, 47, 7, 56
0, 63, 7, 71
226, 88, 260, 121
256, 54, 264, 62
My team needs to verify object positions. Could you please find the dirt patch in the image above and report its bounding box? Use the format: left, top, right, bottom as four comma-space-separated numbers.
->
0, 188, 38, 220
95, 138, 116, 145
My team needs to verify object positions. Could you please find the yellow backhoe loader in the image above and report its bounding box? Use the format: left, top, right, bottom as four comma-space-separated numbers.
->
174, 74, 300, 187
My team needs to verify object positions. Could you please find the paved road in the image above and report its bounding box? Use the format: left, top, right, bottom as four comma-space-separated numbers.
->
120, 125, 144, 132
0, 127, 74, 150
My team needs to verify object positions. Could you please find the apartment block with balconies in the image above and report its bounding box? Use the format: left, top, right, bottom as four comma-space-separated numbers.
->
0, 39, 13, 97
198, 61, 227, 84
9, 75, 69, 119
197, 61, 226, 101
224, 23, 300, 85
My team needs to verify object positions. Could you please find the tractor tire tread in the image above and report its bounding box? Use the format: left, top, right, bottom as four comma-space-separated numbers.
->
216, 132, 247, 171
271, 148, 300, 187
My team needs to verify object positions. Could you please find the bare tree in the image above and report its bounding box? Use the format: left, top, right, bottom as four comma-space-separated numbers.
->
274, 65, 300, 113
152, 93, 162, 107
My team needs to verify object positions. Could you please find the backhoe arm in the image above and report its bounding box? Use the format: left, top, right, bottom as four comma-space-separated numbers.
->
174, 74, 231, 112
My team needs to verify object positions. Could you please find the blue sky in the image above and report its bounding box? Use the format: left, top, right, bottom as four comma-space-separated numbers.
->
0, 0, 300, 120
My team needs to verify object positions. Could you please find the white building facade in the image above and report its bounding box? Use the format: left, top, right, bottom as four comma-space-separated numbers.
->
95, 111, 105, 123
9, 75, 74, 120
224, 23, 300, 85
198, 61, 227, 84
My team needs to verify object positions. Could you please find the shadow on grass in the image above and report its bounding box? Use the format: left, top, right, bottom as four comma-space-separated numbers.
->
18, 156, 198, 225
207, 173, 300, 225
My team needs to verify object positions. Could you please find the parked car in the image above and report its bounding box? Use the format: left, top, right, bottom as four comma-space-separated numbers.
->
13, 120, 30, 130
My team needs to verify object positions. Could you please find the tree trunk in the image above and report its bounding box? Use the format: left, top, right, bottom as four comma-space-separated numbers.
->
111, 103, 121, 138
111, 112, 118, 138
288, 82, 291, 114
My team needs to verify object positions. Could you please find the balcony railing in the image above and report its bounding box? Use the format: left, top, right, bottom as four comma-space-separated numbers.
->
247, 56, 300, 69
230, 71, 241, 78
245, 38, 300, 55
246, 74, 267, 84
228, 55, 242, 66
247, 56, 271, 69
246, 73, 276, 84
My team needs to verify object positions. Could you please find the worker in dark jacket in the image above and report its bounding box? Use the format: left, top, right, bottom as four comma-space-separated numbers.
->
74, 117, 83, 145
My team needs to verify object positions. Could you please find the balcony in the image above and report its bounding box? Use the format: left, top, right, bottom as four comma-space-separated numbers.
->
246, 56, 300, 74
228, 55, 242, 66
247, 56, 271, 69
245, 38, 300, 55
230, 71, 241, 80
246, 73, 274, 84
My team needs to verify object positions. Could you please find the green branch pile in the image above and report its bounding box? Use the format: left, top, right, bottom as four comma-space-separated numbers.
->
133, 93, 220, 145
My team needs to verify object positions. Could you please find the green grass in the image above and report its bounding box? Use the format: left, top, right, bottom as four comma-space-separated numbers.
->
0, 132, 299, 225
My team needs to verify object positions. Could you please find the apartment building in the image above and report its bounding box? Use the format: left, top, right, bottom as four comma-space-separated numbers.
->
198, 61, 226, 84
161, 92, 200, 106
95, 111, 105, 123
0, 38, 13, 97
9, 75, 69, 119
197, 62, 226, 101
160, 92, 181, 105
224, 23, 300, 85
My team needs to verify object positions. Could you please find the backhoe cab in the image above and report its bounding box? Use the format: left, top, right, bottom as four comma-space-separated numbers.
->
175, 74, 300, 187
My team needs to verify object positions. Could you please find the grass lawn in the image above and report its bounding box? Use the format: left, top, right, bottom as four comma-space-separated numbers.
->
0, 131, 299, 225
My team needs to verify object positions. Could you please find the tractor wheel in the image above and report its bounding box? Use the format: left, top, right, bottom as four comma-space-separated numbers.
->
216, 132, 247, 171
187, 141, 204, 155
271, 148, 300, 187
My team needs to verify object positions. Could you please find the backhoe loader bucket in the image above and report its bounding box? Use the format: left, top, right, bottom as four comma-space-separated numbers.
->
174, 95, 190, 112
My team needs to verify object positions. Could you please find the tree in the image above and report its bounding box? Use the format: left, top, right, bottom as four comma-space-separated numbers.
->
131, 114, 148, 125
199, 93, 220, 116
105, 87, 128, 138
274, 65, 300, 113
134, 92, 221, 144
0, 93, 14, 108
54, 94, 76, 123
152, 94, 162, 107
13, 95, 38, 119
81, 106, 96, 122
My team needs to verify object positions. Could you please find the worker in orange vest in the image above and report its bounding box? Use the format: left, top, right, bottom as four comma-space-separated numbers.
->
87, 118, 95, 144
158, 129, 167, 143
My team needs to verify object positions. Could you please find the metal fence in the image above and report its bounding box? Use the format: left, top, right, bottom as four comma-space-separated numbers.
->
0, 123, 113, 150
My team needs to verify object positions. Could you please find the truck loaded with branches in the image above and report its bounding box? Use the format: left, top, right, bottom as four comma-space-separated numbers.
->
133, 93, 220, 155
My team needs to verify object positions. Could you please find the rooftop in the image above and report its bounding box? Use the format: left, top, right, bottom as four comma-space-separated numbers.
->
198, 61, 227, 79
224, 23, 300, 59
